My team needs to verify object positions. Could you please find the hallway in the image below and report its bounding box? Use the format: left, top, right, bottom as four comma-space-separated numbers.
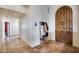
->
0, 5, 79, 53
0, 38, 79, 53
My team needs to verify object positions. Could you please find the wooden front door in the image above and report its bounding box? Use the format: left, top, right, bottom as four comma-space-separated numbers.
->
55, 6, 73, 44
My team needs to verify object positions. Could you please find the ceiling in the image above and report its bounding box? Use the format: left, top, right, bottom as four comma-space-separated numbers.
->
0, 8, 25, 19
22, 5, 30, 8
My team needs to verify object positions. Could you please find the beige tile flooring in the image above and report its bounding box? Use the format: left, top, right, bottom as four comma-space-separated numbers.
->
0, 37, 79, 53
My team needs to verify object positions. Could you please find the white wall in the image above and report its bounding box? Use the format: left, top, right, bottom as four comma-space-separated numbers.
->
9, 19, 20, 36
73, 6, 79, 47
0, 19, 2, 41
20, 6, 47, 47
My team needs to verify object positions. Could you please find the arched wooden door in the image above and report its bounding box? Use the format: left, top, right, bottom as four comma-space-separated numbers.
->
55, 6, 73, 44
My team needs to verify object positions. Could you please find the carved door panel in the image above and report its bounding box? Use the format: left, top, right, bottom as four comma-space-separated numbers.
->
56, 6, 73, 44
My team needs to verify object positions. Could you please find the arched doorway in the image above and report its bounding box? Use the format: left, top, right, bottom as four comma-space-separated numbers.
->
55, 6, 73, 45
